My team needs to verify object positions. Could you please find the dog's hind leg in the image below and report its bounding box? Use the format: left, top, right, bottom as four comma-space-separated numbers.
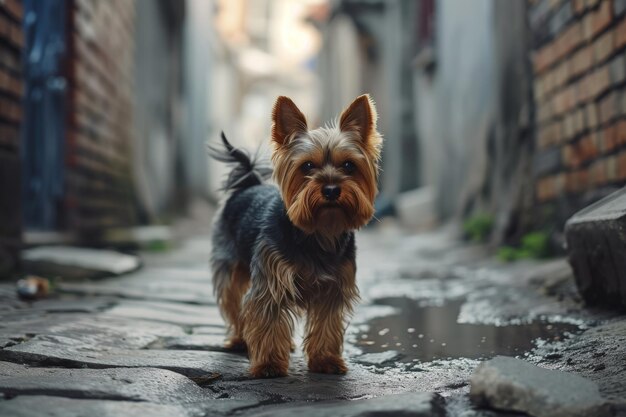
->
219, 262, 250, 351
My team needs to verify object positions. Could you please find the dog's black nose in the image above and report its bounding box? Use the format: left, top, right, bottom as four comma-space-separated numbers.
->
322, 185, 341, 201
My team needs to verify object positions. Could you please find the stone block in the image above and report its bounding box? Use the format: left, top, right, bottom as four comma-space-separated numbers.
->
0, 362, 207, 404
0, 396, 192, 417
394, 187, 436, 230
470, 356, 612, 417
22, 246, 141, 279
565, 186, 626, 308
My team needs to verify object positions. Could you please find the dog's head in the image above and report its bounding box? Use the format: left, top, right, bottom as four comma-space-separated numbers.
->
270, 95, 382, 237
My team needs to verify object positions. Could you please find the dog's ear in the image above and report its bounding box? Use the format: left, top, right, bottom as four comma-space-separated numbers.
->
339, 94, 378, 143
271, 96, 308, 146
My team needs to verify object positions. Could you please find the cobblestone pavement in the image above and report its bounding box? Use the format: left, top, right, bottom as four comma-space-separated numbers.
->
0, 222, 624, 416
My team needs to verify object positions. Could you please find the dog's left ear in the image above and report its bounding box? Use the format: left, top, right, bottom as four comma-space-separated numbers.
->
339, 94, 378, 143
272, 96, 308, 146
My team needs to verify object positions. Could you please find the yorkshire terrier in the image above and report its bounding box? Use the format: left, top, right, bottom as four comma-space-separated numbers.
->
210, 94, 382, 378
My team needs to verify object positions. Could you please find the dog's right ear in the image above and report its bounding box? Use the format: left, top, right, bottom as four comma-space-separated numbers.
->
271, 96, 308, 146
339, 94, 378, 143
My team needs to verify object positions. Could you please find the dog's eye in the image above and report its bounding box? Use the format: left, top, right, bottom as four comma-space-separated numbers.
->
342, 161, 356, 174
301, 161, 315, 174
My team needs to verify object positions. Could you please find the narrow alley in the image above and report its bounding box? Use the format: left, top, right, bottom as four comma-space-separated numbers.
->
1, 213, 624, 416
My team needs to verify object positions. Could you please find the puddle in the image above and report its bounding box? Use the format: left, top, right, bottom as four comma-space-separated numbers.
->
355, 297, 581, 362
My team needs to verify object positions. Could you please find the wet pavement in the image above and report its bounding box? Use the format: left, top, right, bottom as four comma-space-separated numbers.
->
355, 297, 580, 363
0, 221, 625, 416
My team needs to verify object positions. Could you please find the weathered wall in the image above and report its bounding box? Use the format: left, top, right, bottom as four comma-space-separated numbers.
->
488, 0, 535, 241
412, 0, 535, 242
318, 0, 419, 198
530, 0, 626, 230
413, 0, 496, 219
0, 0, 23, 273
379, 0, 420, 194
133, 0, 186, 221
66, 0, 137, 231
183, 0, 213, 200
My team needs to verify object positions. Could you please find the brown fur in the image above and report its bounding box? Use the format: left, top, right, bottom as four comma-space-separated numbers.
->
219, 262, 250, 351
271, 95, 382, 238
216, 94, 381, 378
241, 245, 299, 377
304, 259, 357, 374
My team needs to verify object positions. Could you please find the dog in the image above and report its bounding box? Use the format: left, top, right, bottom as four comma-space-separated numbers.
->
210, 94, 382, 378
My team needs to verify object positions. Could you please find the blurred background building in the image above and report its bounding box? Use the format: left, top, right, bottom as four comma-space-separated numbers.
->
318, 0, 626, 246
1, 0, 626, 273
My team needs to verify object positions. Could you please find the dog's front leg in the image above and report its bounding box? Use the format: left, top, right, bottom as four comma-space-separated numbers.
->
304, 260, 358, 374
304, 301, 348, 374
241, 289, 294, 378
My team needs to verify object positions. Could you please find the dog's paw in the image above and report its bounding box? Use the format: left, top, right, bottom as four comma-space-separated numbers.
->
308, 355, 348, 375
224, 336, 247, 352
250, 362, 289, 378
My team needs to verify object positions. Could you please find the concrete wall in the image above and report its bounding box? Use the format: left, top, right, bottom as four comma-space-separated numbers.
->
412, 0, 534, 242
133, 0, 186, 222
318, 0, 419, 198
378, 0, 420, 194
182, 0, 214, 200
413, 0, 496, 219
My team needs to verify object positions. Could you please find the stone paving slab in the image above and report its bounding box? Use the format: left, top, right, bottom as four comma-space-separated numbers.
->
0, 314, 186, 350
192, 326, 227, 335
210, 356, 477, 403
531, 319, 626, 405
0, 362, 208, 403
247, 392, 445, 417
150, 334, 228, 351
22, 246, 141, 279
0, 395, 260, 417
103, 300, 224, 327
0, 396, 194, 417
0, 284, 28, 312
116, 268, 213, 283
1, 225, 624, 416
140, 236, 213, 269
470, 356, 612, 417
59, 268, 215, 305
0, 296, 117, 320
18, 297, 117, 314
2, 339, 247, 379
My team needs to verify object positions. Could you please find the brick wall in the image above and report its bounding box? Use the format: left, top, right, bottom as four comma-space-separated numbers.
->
0, 0, 23, 273
0, 0, 22, 148
530, 0, 626, 228
66, 0, 137, 232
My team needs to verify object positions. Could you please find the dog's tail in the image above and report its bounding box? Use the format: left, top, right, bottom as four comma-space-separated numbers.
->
208, 132, 272, 192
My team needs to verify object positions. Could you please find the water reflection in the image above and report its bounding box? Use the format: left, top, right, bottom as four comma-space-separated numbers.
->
356, 297, 580, 362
